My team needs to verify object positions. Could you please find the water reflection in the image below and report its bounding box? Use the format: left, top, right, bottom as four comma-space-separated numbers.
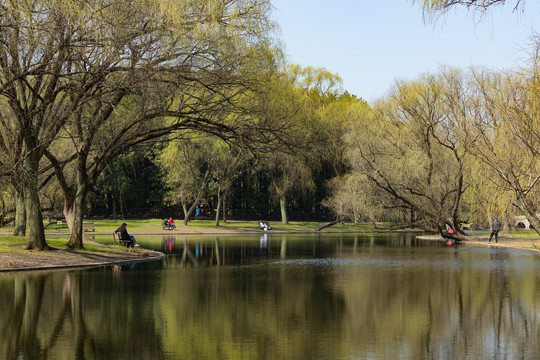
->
1, 233, 540, 359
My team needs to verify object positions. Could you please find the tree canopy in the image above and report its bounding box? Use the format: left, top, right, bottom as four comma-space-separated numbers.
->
0, 0, 280, 249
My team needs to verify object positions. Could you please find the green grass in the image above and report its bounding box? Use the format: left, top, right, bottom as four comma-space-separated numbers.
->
0, 219, 410, 235
0, 234, 134, 257
118, 219, 380, 233
0, 235, 25, 244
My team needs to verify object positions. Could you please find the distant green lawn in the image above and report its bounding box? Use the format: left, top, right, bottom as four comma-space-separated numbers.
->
1, 219, 385, 235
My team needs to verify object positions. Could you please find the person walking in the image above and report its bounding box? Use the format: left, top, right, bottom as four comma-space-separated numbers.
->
488, 218, 500, 244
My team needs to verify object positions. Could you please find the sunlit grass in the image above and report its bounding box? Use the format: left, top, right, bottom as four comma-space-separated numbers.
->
0, 236, 25, 245
5, 218, 540, 237
1, 218, 419, 235
0, 234, 131, 256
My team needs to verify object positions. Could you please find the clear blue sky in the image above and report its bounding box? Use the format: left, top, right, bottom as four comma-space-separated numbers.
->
271, 0, 540, 102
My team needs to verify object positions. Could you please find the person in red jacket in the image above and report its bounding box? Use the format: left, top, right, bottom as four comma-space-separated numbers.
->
169, 217, 176, 230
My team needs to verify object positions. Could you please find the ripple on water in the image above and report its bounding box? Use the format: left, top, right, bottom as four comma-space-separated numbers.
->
269, 253, 510, 273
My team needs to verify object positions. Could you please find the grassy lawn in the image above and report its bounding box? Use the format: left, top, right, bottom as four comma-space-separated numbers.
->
1, 219, 388, 235
0, 233, 160, 271
0, 235, 130, 254
3, 219, 540, 238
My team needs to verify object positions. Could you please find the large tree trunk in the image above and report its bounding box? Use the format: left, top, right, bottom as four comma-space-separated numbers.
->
66, 159, 90, 249
63, 190, 75, 233
279, 196, 288, 225
181, 202, 188, 219
13, 190, 26, 236
63, 193, 90, 250
442, 214, 469, 242
317, 221, 338, 231
183, 201, 199, 226
440, 227, 469, 242
23, 148, 49, 251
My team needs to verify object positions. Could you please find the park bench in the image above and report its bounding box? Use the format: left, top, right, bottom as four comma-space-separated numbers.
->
56, 220, 66, 231
83, 222, 95, 232
113, 231, 131, 246
162, 221, 174, 230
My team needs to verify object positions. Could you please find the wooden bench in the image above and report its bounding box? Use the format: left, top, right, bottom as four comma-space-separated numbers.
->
83, 222, 95, 232
162, 223, 174, 230
113, 231, 131, 246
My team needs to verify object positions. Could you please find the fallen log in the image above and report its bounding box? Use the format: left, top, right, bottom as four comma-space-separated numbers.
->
317, 221, 338, 231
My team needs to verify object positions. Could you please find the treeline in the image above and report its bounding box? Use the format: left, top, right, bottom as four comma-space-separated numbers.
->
325, 0, 540, 241
2, 66, 366, 226
2, 0, 539, 251
0, 0, 368, 251
0, 0, 290, 250
326, 64, 540, 241
85, 84, 362, 225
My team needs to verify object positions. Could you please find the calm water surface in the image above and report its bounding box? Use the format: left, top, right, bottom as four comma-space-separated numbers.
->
1, 232, 540, 360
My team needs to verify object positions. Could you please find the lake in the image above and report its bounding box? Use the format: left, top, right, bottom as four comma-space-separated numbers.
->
1, 232, 539, 359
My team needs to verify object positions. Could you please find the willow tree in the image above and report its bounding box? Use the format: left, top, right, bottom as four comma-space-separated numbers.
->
160, 135, 249, 226
340, 69, 478, 239
0, 0, 279, 249
412, 0, 525, 17
160, 136, 223, 226
256, 65, 345, 224
208, 144, 249, 226
471, 59, 540, 233
0, 1, 82, 249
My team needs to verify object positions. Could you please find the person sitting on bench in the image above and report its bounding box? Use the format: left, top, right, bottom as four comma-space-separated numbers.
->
259, 220, 271, 231
163, 219, 170, 229
169, 217, 177, 230
115, 223, 139, 248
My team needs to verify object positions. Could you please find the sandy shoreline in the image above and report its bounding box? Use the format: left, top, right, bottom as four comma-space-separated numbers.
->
418, 234, 540, 254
